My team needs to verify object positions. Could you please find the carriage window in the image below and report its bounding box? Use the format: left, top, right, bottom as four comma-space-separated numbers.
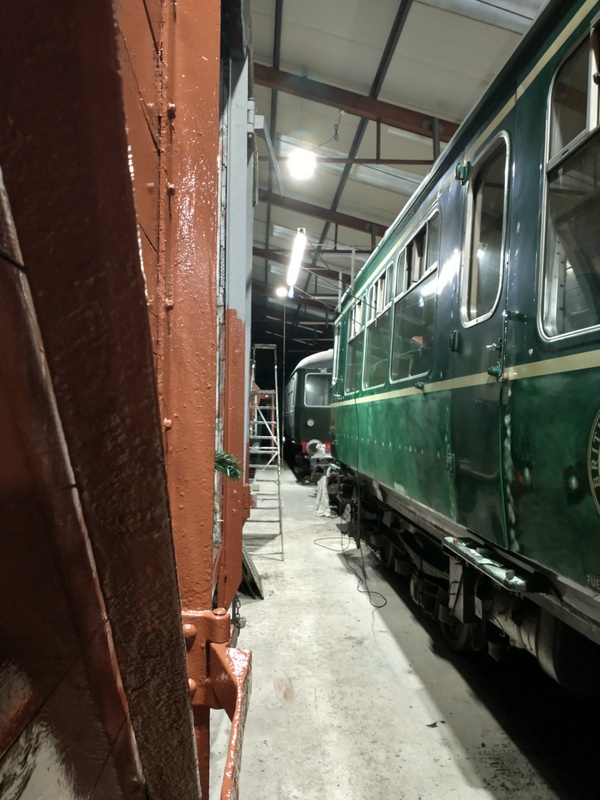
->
395, 250, 407, 296
305, 373, 331, 407
549, 40, 588, 159
366, 285, 376, 323
345, 300, 364, 394
386, 261, 395, 305
364, 263, 393, 388
543, 32, 600, 337
425, 213, 440, 272
389, 215, 439, 382
408, 233, 424, 284
462, 141, 507, 324
391, 272, 436, 381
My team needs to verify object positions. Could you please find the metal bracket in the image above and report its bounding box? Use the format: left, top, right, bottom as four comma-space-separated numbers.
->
183, 609, 252, 800
251, 104, 283, 195
455, 161, 471, 184
183, 608, 232, 708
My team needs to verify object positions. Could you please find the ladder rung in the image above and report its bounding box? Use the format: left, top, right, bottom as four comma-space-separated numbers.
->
249, 344, 283, 559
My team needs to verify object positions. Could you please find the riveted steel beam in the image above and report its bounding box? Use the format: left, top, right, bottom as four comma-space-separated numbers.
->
254, 63, 459, 142
258, 191, 388, 237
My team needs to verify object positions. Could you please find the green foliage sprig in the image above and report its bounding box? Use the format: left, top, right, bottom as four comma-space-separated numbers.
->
214, 450, 242, 481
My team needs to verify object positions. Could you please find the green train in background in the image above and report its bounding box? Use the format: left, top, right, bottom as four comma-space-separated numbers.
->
332, 0, 600, 694
284, 349, 333, 479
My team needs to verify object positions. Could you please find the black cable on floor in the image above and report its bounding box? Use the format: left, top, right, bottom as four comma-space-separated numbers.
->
343, 544, 388, 610
313, 534, 388, 610
312, 536, 351, 552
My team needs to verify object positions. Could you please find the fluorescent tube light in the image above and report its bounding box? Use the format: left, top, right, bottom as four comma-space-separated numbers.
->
286, 228, 307, 289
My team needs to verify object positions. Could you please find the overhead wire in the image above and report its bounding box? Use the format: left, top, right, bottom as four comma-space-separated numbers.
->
305, 237, 378, 313
311, 109, 344, 151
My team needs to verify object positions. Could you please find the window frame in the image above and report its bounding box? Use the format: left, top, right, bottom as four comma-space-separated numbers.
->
343, 297, 365, 396
363, 261, 394, 390
389, 209, 440, 385
459, 131, 510, 329
540, 25, 600, 343
303, 371, 331, 408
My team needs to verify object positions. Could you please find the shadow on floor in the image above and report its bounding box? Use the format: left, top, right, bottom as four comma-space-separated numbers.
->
351, 546, 600, 800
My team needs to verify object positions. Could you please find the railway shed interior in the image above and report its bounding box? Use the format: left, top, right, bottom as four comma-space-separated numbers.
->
249, 0, 547, 379
4, 1, 600, 799
211, 467, 599, 799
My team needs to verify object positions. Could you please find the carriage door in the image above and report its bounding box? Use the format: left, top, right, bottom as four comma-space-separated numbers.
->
452, 135, 510, 547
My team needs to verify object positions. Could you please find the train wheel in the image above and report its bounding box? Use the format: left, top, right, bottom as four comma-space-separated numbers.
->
439, 619, 486, 655
382, 540, 396, 571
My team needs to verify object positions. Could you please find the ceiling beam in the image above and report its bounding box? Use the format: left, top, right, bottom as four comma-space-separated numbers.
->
258, 191, 388, 237
252, 315, 334, 327
254, 63, 459, 143
253, 246, 348, 282
291, 0, 415, 330
261, 156, 433, 166
252, 282, 337, 313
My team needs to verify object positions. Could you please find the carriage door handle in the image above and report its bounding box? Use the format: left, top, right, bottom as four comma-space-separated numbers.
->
486, 338, 503, 379
485, 338, 502, 353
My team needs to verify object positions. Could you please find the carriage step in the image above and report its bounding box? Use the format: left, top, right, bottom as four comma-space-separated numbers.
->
443, 536, 549, 593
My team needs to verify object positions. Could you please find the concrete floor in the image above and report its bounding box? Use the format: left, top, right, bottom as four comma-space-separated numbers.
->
209, 467, 565, 800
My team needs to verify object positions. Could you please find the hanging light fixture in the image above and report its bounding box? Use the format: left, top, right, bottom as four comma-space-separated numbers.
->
287, 148, 317, 180
286, 227, 307, 292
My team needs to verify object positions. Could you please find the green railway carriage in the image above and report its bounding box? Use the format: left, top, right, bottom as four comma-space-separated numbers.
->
332, 0, 600, 692
284, 349, 333, 477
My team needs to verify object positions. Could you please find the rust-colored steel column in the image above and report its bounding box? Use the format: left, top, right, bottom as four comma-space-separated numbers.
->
218, 310, 252, 608
0, 2, 201, 798
161, 0, 226, 795
162, 0, 220, 608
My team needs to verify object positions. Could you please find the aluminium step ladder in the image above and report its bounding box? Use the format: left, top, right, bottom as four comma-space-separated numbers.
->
245, 344, 284, 560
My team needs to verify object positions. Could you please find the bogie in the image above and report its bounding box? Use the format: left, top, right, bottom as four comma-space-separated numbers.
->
342, 477, 600, 693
